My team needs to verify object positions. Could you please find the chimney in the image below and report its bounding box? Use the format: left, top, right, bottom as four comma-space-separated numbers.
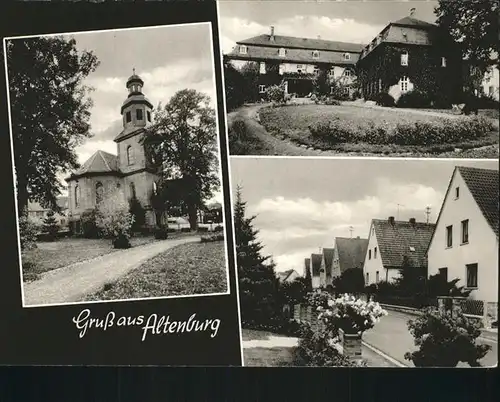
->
356, 236, 360, 239
410, 7, 416, 17
409, 217, 416, 225
270, 26, 275, 41
388, 216, 395, 225
317, 35, 321, 40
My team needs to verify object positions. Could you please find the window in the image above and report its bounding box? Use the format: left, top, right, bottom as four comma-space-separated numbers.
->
344, 69, 351, 77
258, 85, 266, 94
401, 51, 409, 66
279, 64, 285, 75
439, 267, 448, 282
95, 182, 103, 204
466, 263, 478, 288
330, 86, 335, 94
369, 249, 372, 260
279, 48, 286, 57
400, 76, 409, 92
489, 86, 495, 96
116, 182, 121, 189
297, 64, 303, 73
126, 111, 131, 123
147, 110, 151, 122
365, 272, 369, 284
136, 108, 143, 120
259, 62, 266, 74
343, 53, 351, 61
312, 50, 320, 59
376, 271, 379, 283
409, 246, 416, 252
239, 45, 247, 55
446, 225, 453, 248
441, 57, 447, 67
455, 186, 459, 199
313, 65, 319, 74
461, 219, 469, 244
129, 182, 136, 199
126, 145, 134, 165
374, 247, 377, 259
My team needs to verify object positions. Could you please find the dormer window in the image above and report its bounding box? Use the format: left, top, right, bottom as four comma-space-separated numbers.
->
312, 50, 320, 59
409, 246, 416, 252
279, 48, 286, 57
136, 108, 143, 120
441, 57, 447, 67
343, 53, 351, 61
147, 110, 151, 122
239, 45, 247, 55
126, 111, 131, 123
401, 51, 409, 66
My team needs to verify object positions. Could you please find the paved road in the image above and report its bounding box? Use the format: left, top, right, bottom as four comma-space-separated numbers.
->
363, 310, 498, 367
23, 237, 200, 307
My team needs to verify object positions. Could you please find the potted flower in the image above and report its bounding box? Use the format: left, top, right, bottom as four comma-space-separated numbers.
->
318, 293, 388, 359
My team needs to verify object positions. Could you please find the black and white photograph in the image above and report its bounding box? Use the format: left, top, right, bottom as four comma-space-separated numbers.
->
220, 0, 499, 158
5, 22, 230, 308
232, 157, 498, 367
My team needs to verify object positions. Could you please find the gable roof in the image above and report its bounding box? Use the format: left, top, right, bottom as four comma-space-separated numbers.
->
373, 219, 435, 269
335, 237, 368, 273
276, 269, 298, 283
67, 150, 120, 180
237, 34, 364, 53
322, 248, 335, 276
458, 167, 499, 237
311, 253, 322, 276
392, 16, 436, 28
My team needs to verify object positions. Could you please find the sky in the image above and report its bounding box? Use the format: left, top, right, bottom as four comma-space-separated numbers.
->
218, 0, 439, 54
14, 23, 222, 202
230, 158, 498, 274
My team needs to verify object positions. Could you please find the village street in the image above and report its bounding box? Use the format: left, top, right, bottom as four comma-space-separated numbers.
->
363, 309, 498, 367
23, 236, 200, 307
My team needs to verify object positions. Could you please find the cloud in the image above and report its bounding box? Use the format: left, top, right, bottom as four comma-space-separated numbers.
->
247, 178, 444, 273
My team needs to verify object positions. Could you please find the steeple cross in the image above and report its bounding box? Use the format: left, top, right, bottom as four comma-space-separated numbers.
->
132, 67, 136, 75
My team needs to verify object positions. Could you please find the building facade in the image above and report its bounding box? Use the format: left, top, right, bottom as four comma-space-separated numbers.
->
66, 72, 158, 233
427, 167, 499, 303
27, 197, 69, 231
363, 217, 435, 286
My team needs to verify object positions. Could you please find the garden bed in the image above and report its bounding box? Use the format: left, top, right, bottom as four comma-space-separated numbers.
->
84, 240, 227, 301
258, 104, 499, 156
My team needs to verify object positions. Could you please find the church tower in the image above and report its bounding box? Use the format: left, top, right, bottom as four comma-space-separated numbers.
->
114, 70, 157, 227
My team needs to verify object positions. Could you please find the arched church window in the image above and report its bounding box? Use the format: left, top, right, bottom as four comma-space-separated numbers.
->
127, 145, 134, 165
136, 108, 143, 120
96, 182, 104, 204
74, 185, 79, 207
117, 182, 121, 189
129, 182, 136, 199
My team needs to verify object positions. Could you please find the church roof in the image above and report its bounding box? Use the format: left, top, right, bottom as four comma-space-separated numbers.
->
66, 150, 120, 180
392, 16, 436, 28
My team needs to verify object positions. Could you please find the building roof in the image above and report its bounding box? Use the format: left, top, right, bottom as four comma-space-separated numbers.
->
392, 16, 436, 28
373, 218, 435, 269
276, 269, 298, 283
311, 253, 323, 276
335, 237, 368, 273
458, 167, 499, 236
237, 34, 365, 53
67, 150, 120, 180
322, 247, 335, 276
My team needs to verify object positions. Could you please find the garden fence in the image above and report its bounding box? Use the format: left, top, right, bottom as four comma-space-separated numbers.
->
437, 296, 498, 329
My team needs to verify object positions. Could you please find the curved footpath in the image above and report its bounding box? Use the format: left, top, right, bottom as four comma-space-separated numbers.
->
23, 236, 200, 307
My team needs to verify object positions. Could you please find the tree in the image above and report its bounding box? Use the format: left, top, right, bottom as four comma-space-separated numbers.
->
426, 273, 472, 298
435, 0, 499, 72
304, 264, 313, 293
95, 189, 135, 249
142, 89, 219, 231
332, 268, 365, 294
223, 56, 246, 111
6, 36, 99, 216
313, 67, 329, 96
128, 195, 146, 232
41, 210, 59, 241
393, 256, 426, 296
278, 278, 308, 307
234, 186, 280, 327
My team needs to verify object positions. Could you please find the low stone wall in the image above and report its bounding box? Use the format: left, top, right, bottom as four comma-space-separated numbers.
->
293, 304, 324, 331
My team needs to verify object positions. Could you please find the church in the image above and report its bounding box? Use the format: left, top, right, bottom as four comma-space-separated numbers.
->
66, 71, 159, 233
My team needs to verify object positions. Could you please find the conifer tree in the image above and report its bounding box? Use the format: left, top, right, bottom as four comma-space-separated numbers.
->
41, 210, 59, 241
234, 186, 279, 327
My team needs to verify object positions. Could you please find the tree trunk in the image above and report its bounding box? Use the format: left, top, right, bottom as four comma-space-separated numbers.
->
17, 178, 29, 217
188, 204, 198, 231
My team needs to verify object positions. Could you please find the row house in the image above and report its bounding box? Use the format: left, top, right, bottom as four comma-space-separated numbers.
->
427, 167, 499, 303
227, 26, 363, 97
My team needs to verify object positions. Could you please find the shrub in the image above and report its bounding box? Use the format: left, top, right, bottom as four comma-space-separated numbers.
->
154, 226, 169, 240
81, 209, 102, 239
129, 196, 146, 232
375, 92, 395, 107
201, 233, 225, 243
265, 84, 286, 104
309, 118, 356, 144
293, 324, 365, 367
18, 215, 38, 251
404, 308, 491, 367
213, 225, 224, 232
22, 257, 40, 282
112, 234, 131, 249
325, 97, 341, 106
197, 226, 209, 233
41, 210, 59, 241
397, 90, 432, 109
351, 90, 361, 100
306, 290, 332, 310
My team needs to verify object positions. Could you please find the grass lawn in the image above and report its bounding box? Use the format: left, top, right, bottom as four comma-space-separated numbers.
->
259, 104, 499, 156
84, 240, 227, 301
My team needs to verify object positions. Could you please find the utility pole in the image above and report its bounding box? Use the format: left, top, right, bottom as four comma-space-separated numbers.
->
425, 206, 431, 224
349, 226, 354, 238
